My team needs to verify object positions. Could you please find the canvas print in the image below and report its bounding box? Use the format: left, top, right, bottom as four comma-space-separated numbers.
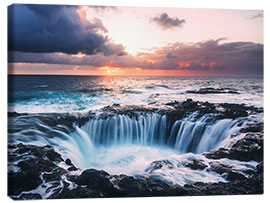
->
8, 4, 263, 200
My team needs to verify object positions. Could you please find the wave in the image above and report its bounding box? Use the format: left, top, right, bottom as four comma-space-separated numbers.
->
35, 85, 48, 88
74, 88, 113, 94
145, 85, 174, 90
121, 90, 143, 94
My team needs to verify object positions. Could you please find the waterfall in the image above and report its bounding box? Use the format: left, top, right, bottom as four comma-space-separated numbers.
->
9, 111, 246, 170
79, 112, 241, 154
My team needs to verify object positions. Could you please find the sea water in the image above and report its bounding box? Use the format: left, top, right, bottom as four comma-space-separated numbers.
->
8, 75, 263, 186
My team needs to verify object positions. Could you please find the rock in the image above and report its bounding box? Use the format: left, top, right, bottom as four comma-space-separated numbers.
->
7, 99, 264, 199
64, 159, 78, 171
229, 133, 263, 162
76, 99, 262, 131
115, 175, 190, 197
165, 100, 181, 106
240, 123, 264, 133
65, 158, 72, 165
226, 171, 247, 181
256, 162, 263, 173
209, 162, 233, 174
145, 160, 174, 173
18, 193, 42, 200
116, 176, 150, 196
51, 186, 103, 199
8, 169, 42, 196
68, 166, 78, 171
204, 148, 230, 160
185, 159, 207, 170
69, 169, 121, 197
8, 143, 67, 198
8, 143, 263, 199
8, 112, 28, 117
186, 87, 239, 95
182, 169, 263, 195
218, 108, 248, 119
204, 133, 263, 162
14, 144, 63, 163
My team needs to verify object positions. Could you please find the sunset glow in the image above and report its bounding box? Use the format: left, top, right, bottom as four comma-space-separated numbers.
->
7, 4, 265, 200
8, 4, 263, 76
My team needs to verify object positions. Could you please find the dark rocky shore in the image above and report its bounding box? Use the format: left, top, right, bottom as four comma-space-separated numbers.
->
8, 126, 263, 199
8, 99, 263, 199
76, 98, 263, 127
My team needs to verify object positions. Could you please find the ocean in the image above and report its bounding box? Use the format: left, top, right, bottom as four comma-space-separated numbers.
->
8, 75, 264, 199
8, 75, 263, 113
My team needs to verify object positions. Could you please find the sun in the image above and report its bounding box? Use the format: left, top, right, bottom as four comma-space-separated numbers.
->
106, 66, 111, 73
99, 66, 113, 75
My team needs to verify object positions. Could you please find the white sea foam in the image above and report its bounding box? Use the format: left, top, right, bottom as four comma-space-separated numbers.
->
9, 76, 263, 113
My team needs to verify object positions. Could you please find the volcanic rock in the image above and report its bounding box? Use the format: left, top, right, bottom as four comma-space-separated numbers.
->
186, 87, 239, 94
204, 133, 263, 162
185, 159, 208, 170
8, 143, 67, 197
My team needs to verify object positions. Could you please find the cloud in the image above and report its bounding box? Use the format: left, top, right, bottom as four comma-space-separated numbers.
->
166, 52, 178, 59
159, 39, 263, 75
9, 38, 263, 75
89, 5, 120, 13
8, 4, 126, 56
9, 30, 263, 76
180, 62, 225, 71
247, 12, 263, 20
151, 13, 185, 30
8, 51, 179, 70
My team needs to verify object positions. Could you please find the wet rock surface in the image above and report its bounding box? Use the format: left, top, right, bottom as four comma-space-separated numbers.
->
8, 100, 263, 199
185, 159, 208, 170
8, 143, 68, 198
70, 99, 263, 130
9, 99, 263, 129
204, 132, 263, 162
8, 137, 263, 199
164, 99, 262, 121
186, 87, 240, 94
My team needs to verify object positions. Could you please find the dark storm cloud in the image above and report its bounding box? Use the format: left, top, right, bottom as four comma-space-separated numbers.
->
151, 13, 185, 30
26, 4, 68, 20
9, 38, 263, 75
8, 4, 126, 55
169, 39, 263, 75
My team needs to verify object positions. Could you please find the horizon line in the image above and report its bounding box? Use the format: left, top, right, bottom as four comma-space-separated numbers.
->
7, 73, 264, 78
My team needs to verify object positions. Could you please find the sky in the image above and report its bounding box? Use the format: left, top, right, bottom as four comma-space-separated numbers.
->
8, 4, 263, 76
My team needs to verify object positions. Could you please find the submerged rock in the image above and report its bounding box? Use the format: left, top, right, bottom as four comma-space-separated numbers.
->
186, 87, 240, 94
145, 160, 174, 173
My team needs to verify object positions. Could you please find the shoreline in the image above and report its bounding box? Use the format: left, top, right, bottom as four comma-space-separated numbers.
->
8, 99, 264, 199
